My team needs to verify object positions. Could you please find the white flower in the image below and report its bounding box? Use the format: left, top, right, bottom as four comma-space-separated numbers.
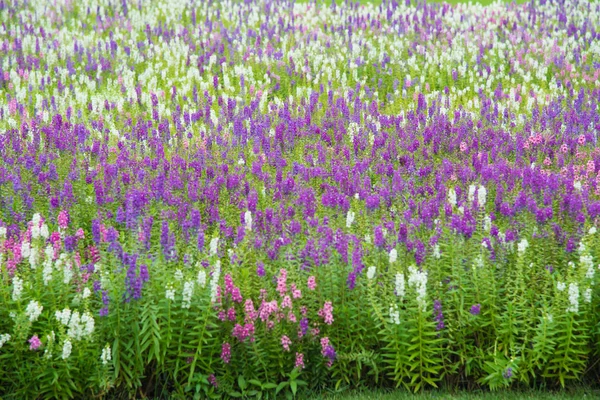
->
0, 333, 11, 348
174, 269, 184, 281
81, 312, 95, 337
244, 210, 253, 231
209, 237, 219, 255
346, 210, 355, 228
31, 224, 40, 240
395, 273, 405, 298
589, 227, 597, 235
40, 224, 49, 239
63, 263, 73, 285
408, 266, 428, 311
354, 193, 359, 200
468, 185, 476, 203
474, 255, 484, 268
101, 345, 112, 365
389, 304, 400, 325
478, 185, 487, 207
21, 241, 31, 259
432, 244, 441, 259
567, 283, 579, 313
12, 276, 23, 301
62, 340, 72, 359
165, 285, 176, 301
582, 255, 595, 279
557, 281, 566, 292
56, 308, 72, 326
82, 287, 92, 299
574, 181, 582, 191
0, 226, 6, 237
584, 288, 592, 304
389, 248, 397, 264
447, 188, 457, 207
210, 261, 221, 303
25, 300, 43, 322
366, 266, 376, 280
182, 281, 194, 309
197, 269, 207, 288
517, 239, 529, 255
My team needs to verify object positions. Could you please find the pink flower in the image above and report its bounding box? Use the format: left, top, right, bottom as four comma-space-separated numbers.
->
75, 228, 85, 240
460, 142, 467, 152
281, 295, 292, 309
295, 352, 305, 369
281, 335, 292, 352
221, 342, 231, 364
29, 335, 41, 351
578, 134, 586, 145
307, 276, 316, 290
318, 301, 334, 325
277, 269, 287, 296
227, 307, 236, 321
291, 284, 302, 299
57, 210, 70, 230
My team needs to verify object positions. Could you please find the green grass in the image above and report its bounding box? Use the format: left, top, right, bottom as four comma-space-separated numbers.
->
315, 387, 600, 399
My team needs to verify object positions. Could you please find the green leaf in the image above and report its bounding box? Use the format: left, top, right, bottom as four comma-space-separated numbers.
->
276, 381, 288, 394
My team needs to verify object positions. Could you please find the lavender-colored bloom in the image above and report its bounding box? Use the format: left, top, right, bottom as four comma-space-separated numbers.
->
256, 262, 265, 277
470, 304, 481, 316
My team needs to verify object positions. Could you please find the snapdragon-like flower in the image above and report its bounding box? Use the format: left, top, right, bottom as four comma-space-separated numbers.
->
557, 281, 566, 292
165, 285, 176, 301
389, 304, 400, 325
346, 210, 355, 228
25, 300, 43, 322
517, 239, 529, 255
209, 237, 219, 256
244, 210, 253, 231
567, 283, 579, 313
581, 255, 595, 279
295, 352, 305, 369
408, 266, 428, 310
197, 269, 207, 288
281, 335, 292, 351
395, 273, 405, 298
101, 345, 112, 365
221, 342, 231, 364
0, 333, 11, 348
389, 248, 397, 264
62, 340, 72, 360
210, 261, 221, 303
367, 266, 376, 280
307, 276, 316, 290
29, 335, 42, 351
318, 301, 334, 325
182, 281, 194, 309
12, 277, 23, 301
447, 188, 457, 207
584, 288, 592, 304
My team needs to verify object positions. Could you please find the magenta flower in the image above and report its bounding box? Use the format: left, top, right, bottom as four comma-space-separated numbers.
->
307, 276, 316, 290
221, 342, 231, 364
281, 335, 292, 352
28, 335, 41, 350
295, 352, 305, 369
318, 301, 334, 325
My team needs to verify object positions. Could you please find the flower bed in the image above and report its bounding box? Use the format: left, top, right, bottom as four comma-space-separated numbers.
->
1, 0, 600, 398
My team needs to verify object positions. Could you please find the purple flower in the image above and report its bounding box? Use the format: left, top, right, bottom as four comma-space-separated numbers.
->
256, 261, 265, 277
470, 304, 481, 316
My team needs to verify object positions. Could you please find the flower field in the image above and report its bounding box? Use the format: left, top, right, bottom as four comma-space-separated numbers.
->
1, 0, 600, 398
